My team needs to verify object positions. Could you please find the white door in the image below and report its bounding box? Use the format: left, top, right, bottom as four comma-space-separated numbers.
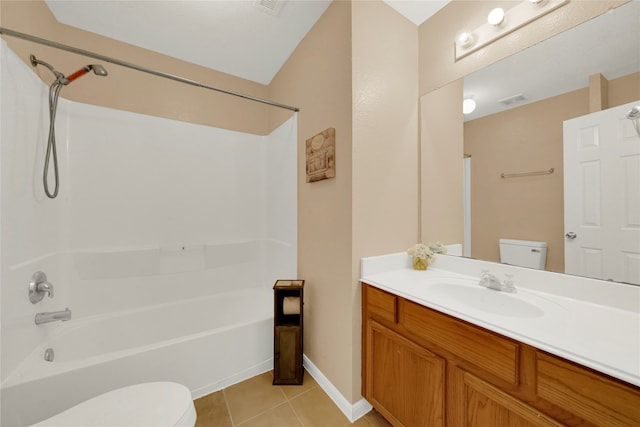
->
564, 101, 640, 285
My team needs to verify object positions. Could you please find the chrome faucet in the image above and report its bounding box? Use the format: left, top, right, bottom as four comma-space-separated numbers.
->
479, 270, 516, 293
35, 308, 71, 325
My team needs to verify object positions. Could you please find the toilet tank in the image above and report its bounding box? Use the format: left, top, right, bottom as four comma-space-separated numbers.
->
499, 238, 547, 270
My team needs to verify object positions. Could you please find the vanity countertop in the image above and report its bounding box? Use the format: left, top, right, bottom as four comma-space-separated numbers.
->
361, 253, 640, 388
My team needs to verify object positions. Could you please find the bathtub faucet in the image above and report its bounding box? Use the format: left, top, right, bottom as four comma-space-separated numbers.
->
35, 308, 71, 325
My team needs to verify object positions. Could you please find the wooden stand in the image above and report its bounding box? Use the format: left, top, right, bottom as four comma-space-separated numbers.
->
273, 280, 304, 385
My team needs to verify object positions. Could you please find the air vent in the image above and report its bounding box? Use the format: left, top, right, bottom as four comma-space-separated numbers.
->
497, 93, 527, 106
254, 0, 284, 16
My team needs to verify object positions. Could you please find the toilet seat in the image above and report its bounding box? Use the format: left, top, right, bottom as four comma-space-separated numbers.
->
29, 382, 196, 427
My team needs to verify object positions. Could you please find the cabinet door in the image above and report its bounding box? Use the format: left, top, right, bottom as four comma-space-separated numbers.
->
274, 325, 302, 384
366, 320, 444, 427
450, 367, 562, 427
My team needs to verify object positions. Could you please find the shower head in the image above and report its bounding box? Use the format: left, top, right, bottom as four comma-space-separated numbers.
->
90, 64, 108, 76
66, 63, 108, 82
627, 105, 640, 120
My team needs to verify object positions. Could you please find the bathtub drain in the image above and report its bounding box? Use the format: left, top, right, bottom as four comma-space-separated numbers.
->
44, 348, 55, 362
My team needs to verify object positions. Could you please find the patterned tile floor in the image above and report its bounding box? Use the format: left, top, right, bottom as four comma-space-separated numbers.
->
193, 371, 391, 427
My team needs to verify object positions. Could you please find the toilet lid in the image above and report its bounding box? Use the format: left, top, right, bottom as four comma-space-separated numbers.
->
30, 382, 197, 427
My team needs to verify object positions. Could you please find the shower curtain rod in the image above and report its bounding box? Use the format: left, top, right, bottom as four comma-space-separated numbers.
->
0, 27, 300, 112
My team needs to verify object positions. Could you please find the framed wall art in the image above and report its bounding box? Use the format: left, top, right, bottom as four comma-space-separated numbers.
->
306, 127, 335, 183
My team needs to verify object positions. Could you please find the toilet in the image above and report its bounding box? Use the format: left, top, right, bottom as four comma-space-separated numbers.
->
29, 382, 196, 427
499, 238, 547, 270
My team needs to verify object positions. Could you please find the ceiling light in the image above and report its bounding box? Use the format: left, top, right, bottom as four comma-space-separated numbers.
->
487, 8, 505, 26
458, 32, 475, 48
528, 0, 544, 4
463, 98, 477, 115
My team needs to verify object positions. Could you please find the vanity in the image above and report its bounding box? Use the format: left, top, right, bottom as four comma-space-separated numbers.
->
361, 253, 640, 427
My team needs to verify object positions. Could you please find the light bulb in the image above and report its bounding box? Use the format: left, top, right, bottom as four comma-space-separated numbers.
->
487, 8, 505, 26
463, 98, 476, 115
458, 32, 475, 48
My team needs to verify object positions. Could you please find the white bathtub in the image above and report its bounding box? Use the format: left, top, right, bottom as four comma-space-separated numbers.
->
1, 287, 274, 427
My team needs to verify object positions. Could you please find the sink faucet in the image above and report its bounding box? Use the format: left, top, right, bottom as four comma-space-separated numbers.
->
35, 308, 71, 325
479, 270, 516, 293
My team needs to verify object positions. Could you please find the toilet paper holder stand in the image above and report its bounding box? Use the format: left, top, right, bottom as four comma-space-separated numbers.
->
273, 279, 305, 385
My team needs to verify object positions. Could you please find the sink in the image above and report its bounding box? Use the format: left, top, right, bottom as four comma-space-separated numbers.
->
425, 283, 545, 318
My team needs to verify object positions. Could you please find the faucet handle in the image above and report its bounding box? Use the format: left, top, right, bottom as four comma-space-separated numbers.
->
503, 273, 516, 292
29, 271, 54, 304
479, 270, 493, 287
37, 281, 54, 298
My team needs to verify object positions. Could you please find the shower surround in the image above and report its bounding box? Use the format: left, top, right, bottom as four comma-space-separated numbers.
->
0, 41, 297, 425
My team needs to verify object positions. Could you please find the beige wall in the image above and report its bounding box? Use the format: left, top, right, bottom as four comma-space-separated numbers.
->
351, 0, 418, 401
270, 0, 419, 403
420, 81, 464, 246
608, 72, 640, 107
268, 0, 355, 401
465, 72, 640, 272
0, 0, 269, 135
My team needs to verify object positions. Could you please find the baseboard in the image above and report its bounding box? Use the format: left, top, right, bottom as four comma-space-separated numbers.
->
192, 358, 273, 399
303, 354, 372, 423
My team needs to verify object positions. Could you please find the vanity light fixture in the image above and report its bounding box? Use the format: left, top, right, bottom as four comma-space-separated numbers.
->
463, 97, 477, 115
455, 0, 569, 61
487, 8, 505, 26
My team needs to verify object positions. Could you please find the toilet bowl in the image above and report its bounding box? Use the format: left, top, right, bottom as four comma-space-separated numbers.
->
29, 382, 196, 427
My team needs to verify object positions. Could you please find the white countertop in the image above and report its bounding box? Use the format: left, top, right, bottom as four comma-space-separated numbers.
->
361, 253, 640, 388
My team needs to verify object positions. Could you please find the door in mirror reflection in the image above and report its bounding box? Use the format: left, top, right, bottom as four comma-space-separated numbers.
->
563, 101, 640, 285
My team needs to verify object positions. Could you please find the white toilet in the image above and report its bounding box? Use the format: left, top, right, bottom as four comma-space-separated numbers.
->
29, 382, 197, 427
499, 238, 547, 270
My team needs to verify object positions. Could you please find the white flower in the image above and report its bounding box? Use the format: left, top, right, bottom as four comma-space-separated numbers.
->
407, 242, 447, 261
428, 241, 447, 255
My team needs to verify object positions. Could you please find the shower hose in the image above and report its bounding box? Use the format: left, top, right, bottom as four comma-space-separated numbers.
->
44, 77, 65, 199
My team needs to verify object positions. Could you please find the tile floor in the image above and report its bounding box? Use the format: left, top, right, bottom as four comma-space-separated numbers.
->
194, 371, 392, 427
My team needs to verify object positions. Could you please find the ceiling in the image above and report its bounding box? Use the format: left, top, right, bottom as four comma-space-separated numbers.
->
44, 1, 638, 114
44, 0, 449, 85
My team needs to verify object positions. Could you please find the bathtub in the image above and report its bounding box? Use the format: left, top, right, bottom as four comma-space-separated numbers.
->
1, 287, 274, 427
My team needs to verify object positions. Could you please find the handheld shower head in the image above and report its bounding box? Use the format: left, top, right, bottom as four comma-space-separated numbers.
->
66, 63, 108, 82
627, 105, 640, 120
90, 64, 108, 76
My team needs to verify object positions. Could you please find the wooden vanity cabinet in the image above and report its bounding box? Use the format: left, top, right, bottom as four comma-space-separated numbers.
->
362, 283, 640, 427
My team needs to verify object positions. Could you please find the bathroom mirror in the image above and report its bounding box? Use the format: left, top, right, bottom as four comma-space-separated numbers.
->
425, 1, 640, 284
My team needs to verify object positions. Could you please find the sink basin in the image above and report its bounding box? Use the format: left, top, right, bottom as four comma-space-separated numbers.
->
425, 283, 545, 318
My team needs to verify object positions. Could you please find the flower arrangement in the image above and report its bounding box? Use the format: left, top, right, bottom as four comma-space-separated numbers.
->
407, 242, 447, 270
